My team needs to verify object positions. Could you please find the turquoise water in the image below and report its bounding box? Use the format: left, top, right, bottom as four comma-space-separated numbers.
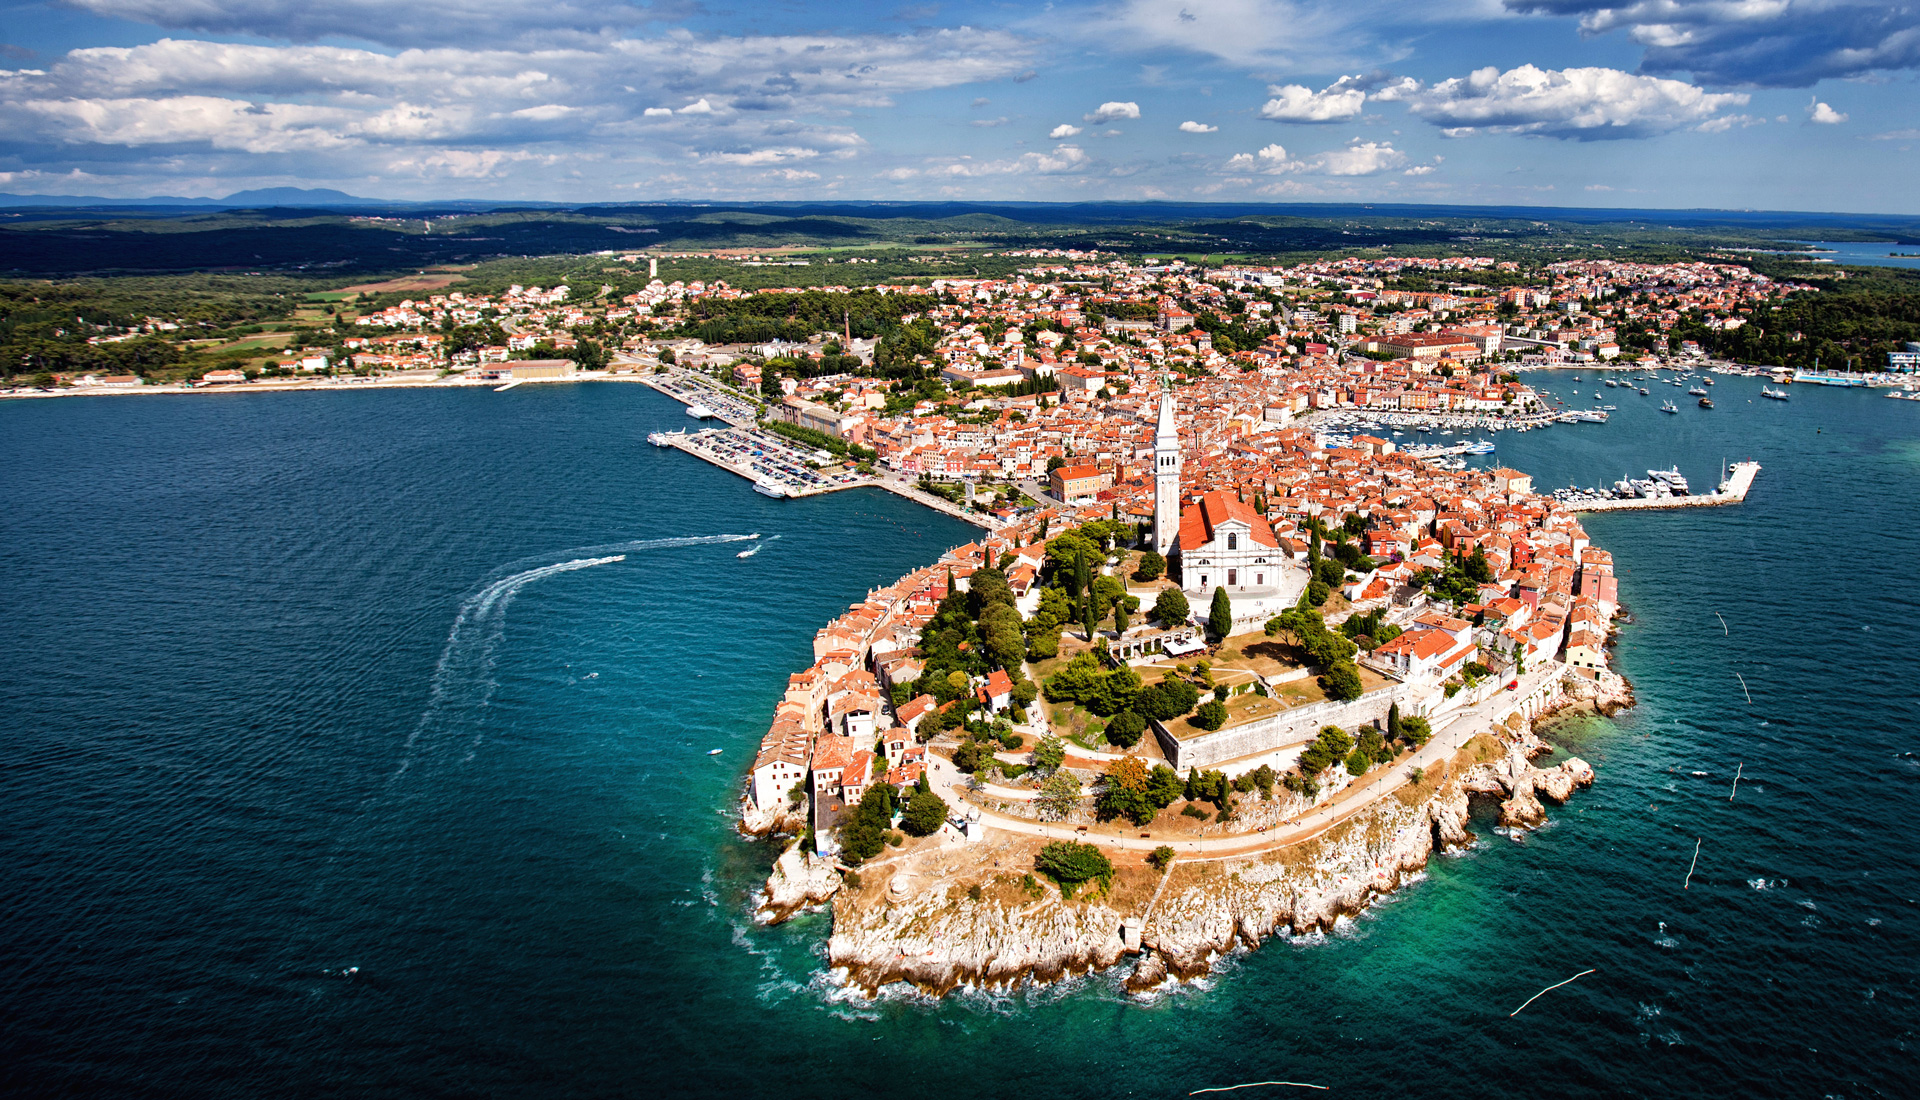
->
1785, 241, 1920, 270
3, 381, 1916, 1097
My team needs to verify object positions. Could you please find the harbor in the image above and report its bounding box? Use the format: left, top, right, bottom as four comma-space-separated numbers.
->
1559, 460, 1761, 512
639, 372, 1001, 530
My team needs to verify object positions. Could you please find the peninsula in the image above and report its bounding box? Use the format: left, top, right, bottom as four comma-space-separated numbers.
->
735, 337, 1639, 995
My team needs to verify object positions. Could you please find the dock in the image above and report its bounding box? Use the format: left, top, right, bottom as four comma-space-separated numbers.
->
1564, 461, 1760, 512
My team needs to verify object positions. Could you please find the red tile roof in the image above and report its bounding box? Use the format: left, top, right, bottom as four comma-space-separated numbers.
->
1177, 489, 1278, 552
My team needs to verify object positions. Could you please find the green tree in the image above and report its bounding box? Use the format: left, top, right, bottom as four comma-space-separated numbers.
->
1298, 726, 1356, 775
1400, 715, 1432, 747
1113, 600, 1130, 634
1208, 587, 1233, 639
1307, 579, 1331, 606
900, 787, 949, 836
1036, 771, 1083, 820
1033, 735, 1066, 773
1104, 710, 1147, 749
838, 785, 896, 864
1151, 587, 1191, 625
1345, 747, 1371, 776
1134, 550, 1166, 582
1192, 699, 1228, 731
1387, 701, 1402, 742
1147, 845, 1177, 872
1035, 840, 1113, 898
1136, 678, 1200, 721
1321, 660, 1364, 702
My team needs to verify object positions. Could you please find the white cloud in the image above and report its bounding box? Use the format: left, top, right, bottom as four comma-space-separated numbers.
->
698, 146, 820, 166
1808, 98, 1848, 123
1224, 138, 1415, 176
1178, 120, 1218, 132
971, 116, 1011, 127
932, 143, 1091, 176
1049, 123, 1083, 138
1259, 76, 1368, 122
1085, 100, 1140, 123
61, 0, 663, 49
0, 27, 1032, 191
1311, 139, 1408, 175
1394, 64, 1747, 139
1503, 0, 1920, 87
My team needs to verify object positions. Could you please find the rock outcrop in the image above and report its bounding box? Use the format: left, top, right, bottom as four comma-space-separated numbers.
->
828, 878, 1128, 995
739, 796, 804, 838
1139, 783, 1464, 982
1461, 737, 1595, 829
763, 728, 1596, 997
1562, 667, 1635, 715
759, 841, 843, 924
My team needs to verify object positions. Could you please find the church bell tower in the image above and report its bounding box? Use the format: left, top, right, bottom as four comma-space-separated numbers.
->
1152, 381, 1181, 555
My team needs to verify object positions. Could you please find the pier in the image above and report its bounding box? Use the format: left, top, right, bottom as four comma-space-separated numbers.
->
1564, 461, 1760, 512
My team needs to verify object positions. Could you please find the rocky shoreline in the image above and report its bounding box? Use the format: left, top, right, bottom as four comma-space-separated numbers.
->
751, 669, 1624, 998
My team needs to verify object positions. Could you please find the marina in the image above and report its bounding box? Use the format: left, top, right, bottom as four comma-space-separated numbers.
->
1556, 460, 1761, 512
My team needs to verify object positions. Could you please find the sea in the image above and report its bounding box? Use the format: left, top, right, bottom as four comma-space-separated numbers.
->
2, 379, 1915, 1099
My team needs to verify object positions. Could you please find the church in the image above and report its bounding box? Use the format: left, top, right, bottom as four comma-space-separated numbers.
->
1150, 384, 1308, 609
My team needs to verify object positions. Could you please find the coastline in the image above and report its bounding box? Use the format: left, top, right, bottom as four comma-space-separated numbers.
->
743, 534, 1632, 998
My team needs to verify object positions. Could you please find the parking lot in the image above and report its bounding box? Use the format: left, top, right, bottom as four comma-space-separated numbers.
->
676, 425, 867, 496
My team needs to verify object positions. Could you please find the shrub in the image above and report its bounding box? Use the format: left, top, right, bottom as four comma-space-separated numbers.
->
1151, 587, 1191, 625
1181, 803, 1210, 819
1147, 845, 1177, 872
1035, 841, 1113, 899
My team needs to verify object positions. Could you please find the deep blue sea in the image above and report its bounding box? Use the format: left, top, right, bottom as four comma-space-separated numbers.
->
3, 380, 1916, 1098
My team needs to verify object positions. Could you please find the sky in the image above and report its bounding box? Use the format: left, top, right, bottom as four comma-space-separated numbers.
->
0, 0, 1915, 211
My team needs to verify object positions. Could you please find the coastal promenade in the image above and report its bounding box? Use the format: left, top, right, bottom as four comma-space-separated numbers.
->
1565, 460, 1761, 513
928, 664, 1564, 862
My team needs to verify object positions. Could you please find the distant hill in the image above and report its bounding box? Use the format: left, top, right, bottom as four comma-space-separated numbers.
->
0, 187, 385, 208
218, 187, 383, 206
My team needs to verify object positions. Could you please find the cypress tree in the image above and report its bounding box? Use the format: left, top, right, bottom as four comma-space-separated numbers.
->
1388, 701, 1402, 742
1208, 586, 1233, 640
1114, 600, 1130, 633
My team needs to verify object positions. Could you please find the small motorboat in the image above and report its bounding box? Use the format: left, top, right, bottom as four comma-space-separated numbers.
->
706, 748, 724, 756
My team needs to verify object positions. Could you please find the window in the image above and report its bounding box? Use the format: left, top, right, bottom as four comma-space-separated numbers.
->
1228, 568, 1237, 586
1227, 532, 1238, 550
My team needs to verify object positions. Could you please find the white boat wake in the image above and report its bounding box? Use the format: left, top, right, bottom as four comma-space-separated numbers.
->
391, 534, 759, 784
737, 534, 781, 558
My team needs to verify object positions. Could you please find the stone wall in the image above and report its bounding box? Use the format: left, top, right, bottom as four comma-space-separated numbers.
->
1150, 680, 1432, 771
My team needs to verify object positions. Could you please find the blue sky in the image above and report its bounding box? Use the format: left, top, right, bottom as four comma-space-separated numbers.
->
0, 0, 1914, 211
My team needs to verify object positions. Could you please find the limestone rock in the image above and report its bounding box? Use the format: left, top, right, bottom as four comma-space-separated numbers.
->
1124, 950, 1168, 993
759, 841, 842, 924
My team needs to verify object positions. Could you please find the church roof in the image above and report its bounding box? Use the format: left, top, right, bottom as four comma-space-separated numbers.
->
1178, 490, 1279, 552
